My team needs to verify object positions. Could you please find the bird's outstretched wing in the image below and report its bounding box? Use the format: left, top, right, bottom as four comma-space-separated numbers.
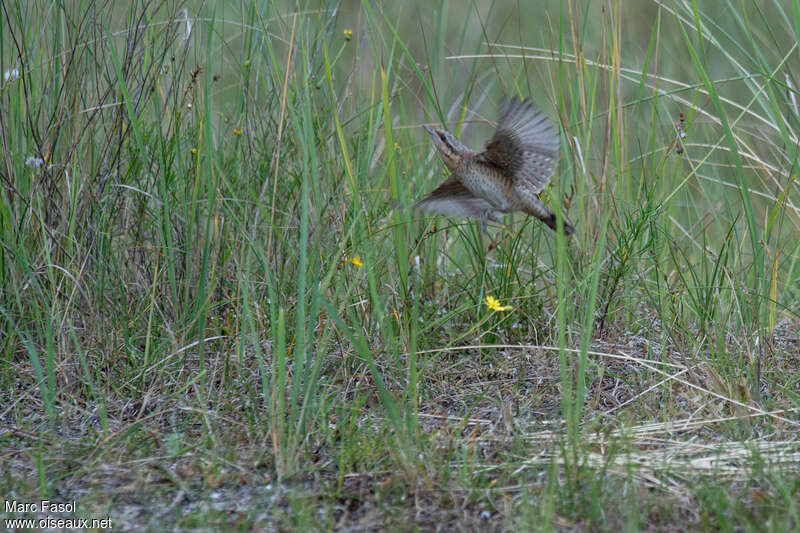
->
479, 98, 559, 193
413, 177, 502, 222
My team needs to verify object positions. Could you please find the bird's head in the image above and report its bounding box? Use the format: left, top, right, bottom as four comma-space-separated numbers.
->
423, 125, 466, 170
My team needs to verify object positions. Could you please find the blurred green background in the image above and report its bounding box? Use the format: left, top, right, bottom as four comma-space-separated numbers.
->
1, 0, 799, 530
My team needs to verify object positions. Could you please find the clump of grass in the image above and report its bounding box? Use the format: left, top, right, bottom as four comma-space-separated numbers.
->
1, 0, 799, 530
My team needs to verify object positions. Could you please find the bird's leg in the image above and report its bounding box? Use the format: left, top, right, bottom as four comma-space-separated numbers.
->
481, 209, 507, 251
479, 211, 490, 234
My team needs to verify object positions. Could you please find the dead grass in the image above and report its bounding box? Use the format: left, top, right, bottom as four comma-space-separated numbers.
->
2, 1, 800, 531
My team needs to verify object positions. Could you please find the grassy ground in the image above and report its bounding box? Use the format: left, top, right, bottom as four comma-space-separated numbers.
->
2, 0, 800, 530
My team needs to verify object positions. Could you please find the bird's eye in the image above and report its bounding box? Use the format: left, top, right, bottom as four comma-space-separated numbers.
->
439, 133, 446, 141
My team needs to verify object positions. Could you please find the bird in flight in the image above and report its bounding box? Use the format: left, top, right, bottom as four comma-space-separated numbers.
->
414, 97, 575, 236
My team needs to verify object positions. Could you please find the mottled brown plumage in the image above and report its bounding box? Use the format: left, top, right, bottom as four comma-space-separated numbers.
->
415, 97, 575, 235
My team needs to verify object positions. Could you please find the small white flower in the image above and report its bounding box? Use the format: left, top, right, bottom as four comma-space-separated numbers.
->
4, 68, 19, 82
25, 156, 44, 168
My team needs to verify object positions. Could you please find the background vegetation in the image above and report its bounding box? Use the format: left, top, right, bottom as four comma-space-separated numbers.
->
1, 0, 799, 530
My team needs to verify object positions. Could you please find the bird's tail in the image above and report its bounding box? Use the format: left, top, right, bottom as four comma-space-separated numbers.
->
539, 211, 576, 236
520, 194, 575, 236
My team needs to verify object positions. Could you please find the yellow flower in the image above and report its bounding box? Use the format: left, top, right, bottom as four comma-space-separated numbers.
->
233, 128, 243, 135
485, 295, 512, 312
350, 255, 363, 268
343, 29, 353, 41
190, 148, 197, 155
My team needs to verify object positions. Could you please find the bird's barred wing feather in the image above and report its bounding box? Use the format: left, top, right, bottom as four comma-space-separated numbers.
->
480, 98, 559, 194
413, 177, 502, 222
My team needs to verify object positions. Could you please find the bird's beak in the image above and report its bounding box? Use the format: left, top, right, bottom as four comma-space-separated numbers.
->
422, 125, 436, 139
